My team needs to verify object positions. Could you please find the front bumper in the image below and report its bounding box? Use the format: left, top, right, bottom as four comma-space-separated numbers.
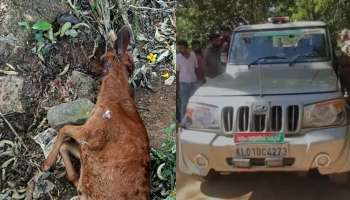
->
178, 126, 350, 176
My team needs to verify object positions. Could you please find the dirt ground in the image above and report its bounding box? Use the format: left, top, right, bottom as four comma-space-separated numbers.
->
177, 170, 350, 200
136, 84, 176, 148
0, 11, 175, 200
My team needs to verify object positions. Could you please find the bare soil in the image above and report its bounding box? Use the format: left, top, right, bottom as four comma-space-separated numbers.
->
136, 84, 176, 148
177, 170, 350, 200
0, 22, 175, 200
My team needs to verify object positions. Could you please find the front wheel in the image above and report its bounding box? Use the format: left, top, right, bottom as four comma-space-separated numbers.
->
192, 170, 219, 182
328, 172, 349, 185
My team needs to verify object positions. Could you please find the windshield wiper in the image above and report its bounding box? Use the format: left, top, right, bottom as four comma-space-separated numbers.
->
289, 53, 314, 66
248, 56, 287, 68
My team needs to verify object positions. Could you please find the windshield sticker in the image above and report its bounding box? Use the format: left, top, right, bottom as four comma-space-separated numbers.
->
239, 29, 325, 38
253, 30, 304, 37
239, 32, 255, 38
303, 29, 325, 35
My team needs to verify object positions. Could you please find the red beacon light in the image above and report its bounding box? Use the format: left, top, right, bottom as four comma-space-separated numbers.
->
268, 16, 290, 24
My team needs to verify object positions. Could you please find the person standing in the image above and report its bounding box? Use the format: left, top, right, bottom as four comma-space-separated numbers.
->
191, 40, 206, 88
220, 26, 232, 64
176, 40, 198, 121
204, 33, 226, 78
340, 29, 350, 56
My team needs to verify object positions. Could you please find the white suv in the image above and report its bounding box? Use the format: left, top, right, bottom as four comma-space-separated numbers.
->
178, 18, 350, 184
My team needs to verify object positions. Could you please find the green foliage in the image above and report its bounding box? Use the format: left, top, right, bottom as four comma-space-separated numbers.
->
32, 21, 52, 31
151, 120, 176, 200
18, 21, 30, 30
18, 19, 88, 61
177, 0, 350, 45
60, 22, 72, 37
177, 0, 275, 43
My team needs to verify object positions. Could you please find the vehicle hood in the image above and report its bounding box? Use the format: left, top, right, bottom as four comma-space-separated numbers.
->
195, 62, 338, 96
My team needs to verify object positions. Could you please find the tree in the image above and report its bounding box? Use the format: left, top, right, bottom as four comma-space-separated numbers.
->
177, 0, 350, 45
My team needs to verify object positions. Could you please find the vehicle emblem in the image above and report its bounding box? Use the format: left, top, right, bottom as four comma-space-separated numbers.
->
253, 104, 268, 113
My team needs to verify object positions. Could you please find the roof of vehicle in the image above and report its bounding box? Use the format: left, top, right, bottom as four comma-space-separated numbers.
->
234, 21, 327, 32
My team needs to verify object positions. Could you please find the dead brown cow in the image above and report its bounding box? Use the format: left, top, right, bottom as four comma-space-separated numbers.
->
42, 25, 150, 200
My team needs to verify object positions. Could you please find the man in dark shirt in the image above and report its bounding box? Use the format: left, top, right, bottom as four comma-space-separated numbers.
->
191, 40, 206, 87
204, 33, 226, 78
220, 26, 232, 64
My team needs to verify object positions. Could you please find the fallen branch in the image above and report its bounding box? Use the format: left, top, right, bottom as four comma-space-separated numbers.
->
0, 112, 28, 150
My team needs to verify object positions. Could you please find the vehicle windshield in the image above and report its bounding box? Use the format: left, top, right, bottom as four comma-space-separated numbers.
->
229, 28, 330, 65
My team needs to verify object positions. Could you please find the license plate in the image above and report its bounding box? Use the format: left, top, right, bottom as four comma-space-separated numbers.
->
234, 132, 285, 144
235, 144, 289, 158
234, 132, 288, 158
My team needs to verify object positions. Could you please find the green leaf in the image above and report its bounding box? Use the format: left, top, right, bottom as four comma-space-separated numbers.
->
37, 52, 45, 62
18, 21, 30, 30
31, 46, 37, 54
48, 28, 54, 42
37, 42, 45, 52
72, 23, 90, 29
34, 32, 45, 43
136, 34, 148, 41
164, 122, 176, 135
65, 29, 78, 37
89, 0, 97, 10
32, 21, 52, 31
60, 22, 72, 37
171, 145, 176, 154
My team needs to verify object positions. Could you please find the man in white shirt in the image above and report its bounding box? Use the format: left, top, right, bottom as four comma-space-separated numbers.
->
176, 40, 198, 121
341, 29, 350, 56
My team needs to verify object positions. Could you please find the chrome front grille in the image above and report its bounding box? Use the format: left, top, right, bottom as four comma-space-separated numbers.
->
222, 105, 300, 133
253, 114, 266, 131
222, 107, 234, 132
271, 106, 282, 132
287, 105, 299, 132
238, 107, 249, 131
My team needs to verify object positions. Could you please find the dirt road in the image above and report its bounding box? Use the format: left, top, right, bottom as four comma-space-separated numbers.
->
177, 170, 350, 200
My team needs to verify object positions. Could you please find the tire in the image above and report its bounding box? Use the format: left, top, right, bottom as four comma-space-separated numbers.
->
295, 171, 309, 177
329, 172, 349, 185
192, 170, 219, 182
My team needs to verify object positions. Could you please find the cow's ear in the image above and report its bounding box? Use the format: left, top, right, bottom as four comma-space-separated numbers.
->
114, 25, 132, 56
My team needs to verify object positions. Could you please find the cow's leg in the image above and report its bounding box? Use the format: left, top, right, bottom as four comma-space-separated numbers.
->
42, 125, 86, 171
60, 141, 80, 187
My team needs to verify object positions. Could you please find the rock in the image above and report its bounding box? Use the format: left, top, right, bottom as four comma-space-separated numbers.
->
56, 12, 79, 25
0, 76, 24, 114
69, 71, 96, 100
47, 98, 94, 128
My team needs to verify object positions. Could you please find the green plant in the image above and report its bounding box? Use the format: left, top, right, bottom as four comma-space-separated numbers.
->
151, 120, 176, 200
18, 20, 88, 61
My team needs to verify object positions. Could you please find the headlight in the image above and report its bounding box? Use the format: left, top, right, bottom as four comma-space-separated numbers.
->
182, 103, 220, 130
303, 99, 347, 128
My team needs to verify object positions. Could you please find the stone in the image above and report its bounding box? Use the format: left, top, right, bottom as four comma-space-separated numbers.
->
0, 75, 24, 114
47, 98, 94, 128
69, 71, 96, 100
